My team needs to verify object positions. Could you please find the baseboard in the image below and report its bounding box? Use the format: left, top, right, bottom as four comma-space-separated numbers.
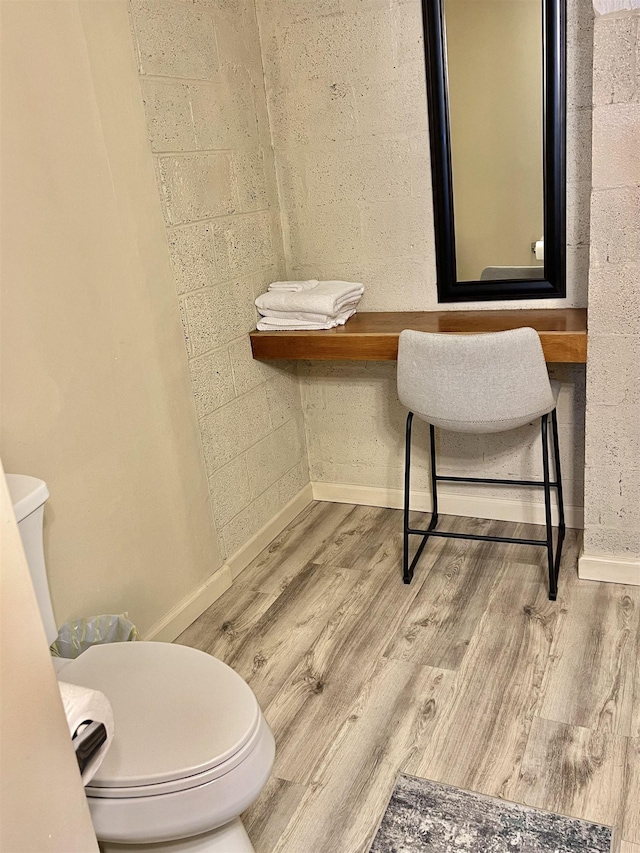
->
226, 483, 314, 579
578, 551, 640, 585
143, 564, 233, 642
143, 484, 314, 642
311, 481, 583, 529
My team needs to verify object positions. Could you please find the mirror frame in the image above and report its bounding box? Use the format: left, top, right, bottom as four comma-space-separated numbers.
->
422, 0, 566, 303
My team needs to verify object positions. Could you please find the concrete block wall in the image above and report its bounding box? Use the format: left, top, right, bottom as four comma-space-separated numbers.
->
583, 6, 640, 561
128, 0, 309, 560
256, 0, 592, 515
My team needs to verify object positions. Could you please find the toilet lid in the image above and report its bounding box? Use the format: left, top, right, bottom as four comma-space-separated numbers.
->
60, 642, 260, 789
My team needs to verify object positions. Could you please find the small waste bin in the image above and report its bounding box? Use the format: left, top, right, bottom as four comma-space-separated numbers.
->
51, 614, 139, 659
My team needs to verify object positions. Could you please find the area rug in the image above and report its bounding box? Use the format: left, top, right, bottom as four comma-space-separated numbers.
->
369, 775, 612, 852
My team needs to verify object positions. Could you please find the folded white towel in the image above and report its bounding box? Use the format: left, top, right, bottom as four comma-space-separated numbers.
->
58, 680, 115, 785
268, 280, 319, 292
257, 308, 356, 331
257, 300, 361, 324
256, 281, 364, 317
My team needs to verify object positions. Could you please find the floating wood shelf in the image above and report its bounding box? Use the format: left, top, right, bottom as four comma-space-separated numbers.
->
250, 308, 588, 364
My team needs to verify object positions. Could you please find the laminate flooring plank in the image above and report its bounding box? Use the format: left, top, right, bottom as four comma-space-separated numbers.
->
242, 776, 306, 853
537, 582, 639, 735
632, 640, 640, 739
235, 501, 356, 594
223, 562, 362, 707
174, 586, 277, 659
342, 507, 450, 581
621, 842, 640, 852
405, 564, 558, 798
266, 535, 450, 784
622, 738, 640, 844
384, 519, 513, 670
266, 518, 509, 784
511, 716, 627, 828
272, 659, 454, 853
311, 503, 402, 569
627, 633, 640, 852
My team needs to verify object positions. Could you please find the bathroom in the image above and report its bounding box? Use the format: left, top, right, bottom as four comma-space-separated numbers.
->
0, 0, 638, 850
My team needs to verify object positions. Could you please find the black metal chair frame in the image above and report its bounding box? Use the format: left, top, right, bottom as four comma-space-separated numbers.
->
403, 410, 566, 600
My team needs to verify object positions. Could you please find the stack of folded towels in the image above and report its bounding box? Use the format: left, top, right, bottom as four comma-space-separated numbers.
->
255, 280, 364, 330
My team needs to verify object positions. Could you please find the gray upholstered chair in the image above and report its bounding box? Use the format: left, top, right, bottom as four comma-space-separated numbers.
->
397, 327, 565, 600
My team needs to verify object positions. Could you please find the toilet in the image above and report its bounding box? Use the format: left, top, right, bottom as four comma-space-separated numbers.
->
7, 473, 275, 853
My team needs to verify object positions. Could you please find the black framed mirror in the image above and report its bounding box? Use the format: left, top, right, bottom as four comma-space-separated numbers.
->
422, 0, 566, 302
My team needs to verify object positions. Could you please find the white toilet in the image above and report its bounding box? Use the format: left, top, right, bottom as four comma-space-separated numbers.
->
7, 474, 275, 853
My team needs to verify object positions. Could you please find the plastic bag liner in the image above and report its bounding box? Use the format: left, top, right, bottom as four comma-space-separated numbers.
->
51, 614, 139, 659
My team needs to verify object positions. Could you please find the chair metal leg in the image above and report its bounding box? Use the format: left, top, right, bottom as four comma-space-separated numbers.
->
551, 408, 565, 589
403, 412, 414, 583
429, 424, 439, 527
403, 415, 439, 584
541, 414, 557, 601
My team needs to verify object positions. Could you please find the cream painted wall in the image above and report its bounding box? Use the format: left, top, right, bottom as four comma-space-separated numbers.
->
582, 8, 640, 563
446, 0, 544, 280
127, 0, 310, 560
0, 0, 223, 635
256, 0, 592, 516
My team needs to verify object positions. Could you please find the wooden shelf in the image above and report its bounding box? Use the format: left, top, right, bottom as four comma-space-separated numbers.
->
250, 308, 588, 364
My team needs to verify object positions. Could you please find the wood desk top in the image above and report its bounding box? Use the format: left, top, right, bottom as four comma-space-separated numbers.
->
250, 308, 588, 363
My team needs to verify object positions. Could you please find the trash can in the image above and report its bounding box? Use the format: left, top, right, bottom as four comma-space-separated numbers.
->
51, 614, 139, 659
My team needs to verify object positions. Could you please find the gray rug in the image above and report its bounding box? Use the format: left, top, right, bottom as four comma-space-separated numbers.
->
370, 775, 612, 852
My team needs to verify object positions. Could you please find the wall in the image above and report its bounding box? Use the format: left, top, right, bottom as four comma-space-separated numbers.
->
0, 464, 99, 853
0, 0, 223, 635
257, 0, 593, 522
581, 4, 640, 580
128, 0, 309, 561
446, 0, 544, 280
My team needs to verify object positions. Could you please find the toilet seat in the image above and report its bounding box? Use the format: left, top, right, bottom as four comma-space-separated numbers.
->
87, 713, 275, 846
61, 641, 276, 845
60, 641, 260, 795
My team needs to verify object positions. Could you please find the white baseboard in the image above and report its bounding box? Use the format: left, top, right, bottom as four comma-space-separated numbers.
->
143, 484, 314, 642
143, 564, 233, 642
578, 551, 640, 586
311, 481, 583, 529
226, 483, 314, 579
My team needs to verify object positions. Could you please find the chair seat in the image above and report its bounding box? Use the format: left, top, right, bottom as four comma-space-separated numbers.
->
412, 379, 561, 433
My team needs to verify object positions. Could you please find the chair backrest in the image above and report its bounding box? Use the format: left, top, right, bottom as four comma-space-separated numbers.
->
397, 327, 555, 434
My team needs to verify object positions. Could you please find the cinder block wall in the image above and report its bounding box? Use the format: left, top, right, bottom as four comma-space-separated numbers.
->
583, 6, 640, 562
128, 0, 309, 560
256, 0, 592, 517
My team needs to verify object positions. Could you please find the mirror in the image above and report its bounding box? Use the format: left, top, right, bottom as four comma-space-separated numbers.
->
422, 0, 566, 302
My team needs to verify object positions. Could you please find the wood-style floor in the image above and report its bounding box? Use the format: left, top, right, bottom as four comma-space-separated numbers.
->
176, 502, 640, 853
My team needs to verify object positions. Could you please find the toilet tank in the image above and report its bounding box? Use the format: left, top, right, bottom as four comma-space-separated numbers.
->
6, 474, 58, 646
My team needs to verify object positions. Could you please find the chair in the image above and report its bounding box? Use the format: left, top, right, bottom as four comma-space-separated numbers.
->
397, 327, 565, 600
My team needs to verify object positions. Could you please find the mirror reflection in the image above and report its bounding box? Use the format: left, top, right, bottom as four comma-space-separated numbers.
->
445, 0, 545, 282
